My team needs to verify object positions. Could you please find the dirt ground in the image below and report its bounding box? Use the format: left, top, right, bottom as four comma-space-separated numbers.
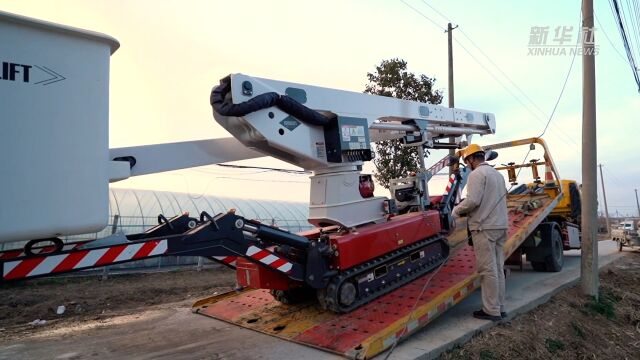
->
442, 249, 640, 360
0, 266, 236, 341
1, 251, 639, 360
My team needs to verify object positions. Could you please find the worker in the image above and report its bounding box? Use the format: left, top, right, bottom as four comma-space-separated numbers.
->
452, 144, 508, 321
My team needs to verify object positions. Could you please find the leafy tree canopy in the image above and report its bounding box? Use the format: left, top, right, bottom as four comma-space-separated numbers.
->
364, 58, 443, 188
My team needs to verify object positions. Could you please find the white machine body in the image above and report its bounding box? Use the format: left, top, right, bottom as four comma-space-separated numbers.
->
212, 74, 495, 227
214, 73, 496, 171
0, 11, 119, 243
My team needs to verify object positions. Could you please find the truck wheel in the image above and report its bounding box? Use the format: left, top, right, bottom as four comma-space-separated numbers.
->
530, 261, 547, 271
545, 228, 564, 272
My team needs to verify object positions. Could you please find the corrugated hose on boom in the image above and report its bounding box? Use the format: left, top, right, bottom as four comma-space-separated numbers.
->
210, 77, 334, 126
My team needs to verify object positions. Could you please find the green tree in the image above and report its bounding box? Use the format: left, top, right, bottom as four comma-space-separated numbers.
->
364, 58, 443, 188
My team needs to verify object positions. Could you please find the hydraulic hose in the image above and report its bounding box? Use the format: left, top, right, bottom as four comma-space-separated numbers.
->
210, 78, 333, 126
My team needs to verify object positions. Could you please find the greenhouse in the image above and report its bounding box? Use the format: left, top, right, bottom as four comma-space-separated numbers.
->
102, 188, 312, 238
2, 188, 312, 270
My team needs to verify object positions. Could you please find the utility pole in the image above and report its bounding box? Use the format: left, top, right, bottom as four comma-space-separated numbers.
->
598, 164, 611, 237
581, 0, 599, 299
635, 189, 640, 218
446, 22, 458, 174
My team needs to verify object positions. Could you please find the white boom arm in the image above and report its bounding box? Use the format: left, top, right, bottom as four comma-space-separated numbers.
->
109, 74, 495, 228
212, 73, 495, 171
110, 73, 495, 180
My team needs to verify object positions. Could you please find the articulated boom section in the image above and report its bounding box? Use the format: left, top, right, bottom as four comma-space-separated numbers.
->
211, 73, 496, 171
210, 73, 496, 228
2, 209, 449, 313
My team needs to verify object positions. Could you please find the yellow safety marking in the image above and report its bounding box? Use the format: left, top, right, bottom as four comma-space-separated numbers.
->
359, 275, 481, 359
192, 288, 251, 309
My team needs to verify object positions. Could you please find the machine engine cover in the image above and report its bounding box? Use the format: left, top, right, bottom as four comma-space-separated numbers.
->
329, 211, 442, 270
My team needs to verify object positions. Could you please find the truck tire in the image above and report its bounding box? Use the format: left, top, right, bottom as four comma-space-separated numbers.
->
544, 227, 564, 272
528, 223, 563, 272
530, 261, 547, 271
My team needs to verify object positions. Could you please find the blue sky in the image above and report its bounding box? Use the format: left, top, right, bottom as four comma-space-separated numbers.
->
2, 0, 639, 216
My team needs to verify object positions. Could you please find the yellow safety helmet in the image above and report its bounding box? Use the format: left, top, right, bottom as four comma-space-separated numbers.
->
460, 144, 484, 161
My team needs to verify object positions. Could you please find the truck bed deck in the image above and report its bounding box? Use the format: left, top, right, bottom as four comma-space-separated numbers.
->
193, 192, 560, 359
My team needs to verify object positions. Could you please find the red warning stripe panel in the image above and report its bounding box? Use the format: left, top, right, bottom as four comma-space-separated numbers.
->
95, 245, 126, 267
0, 250, 23, 261
245, 245, 293, 274
211, 256, 238, 268
270, 258, 288, 270
52, 250, 90, 273
3, 240, 168, 281
250, 249, 270, 261
4, 257, 47, 280
134, 241, 159, 259
444, 174, 456, 194
222, 256, 237, 265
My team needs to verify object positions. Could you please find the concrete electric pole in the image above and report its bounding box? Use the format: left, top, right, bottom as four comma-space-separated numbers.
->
446, 22, 458, 175
635, 189, 640, 218
581, 0, 599, 298
598, 164, 611, 237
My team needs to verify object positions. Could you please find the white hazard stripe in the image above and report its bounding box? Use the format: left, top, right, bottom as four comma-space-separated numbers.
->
245, 245, 292, 273
27, 254, 68, 277
3, 240, 169, 280
149, 240, 167, 256
114, 243, 144, 262
277, 263, 293, 273
246, 245, 261, 256
74, 248, 109, 269
3, 260, 20, 276
258, 254, 279, 265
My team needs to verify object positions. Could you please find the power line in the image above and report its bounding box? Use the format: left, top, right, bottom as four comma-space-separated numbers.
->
610, 0, 640, 91
420, 0, 571, 134
595, 12, 630, 63
420, 0, 581, 147
419, 0, 451, 22
539, 19, 581, 138
458, 27, 580, 147
402, 1, 581, 146
626, 0, 640, 63
400, 0, 444, 30
602, 164, 626, 186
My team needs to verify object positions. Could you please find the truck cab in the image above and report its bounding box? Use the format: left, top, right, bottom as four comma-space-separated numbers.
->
612, 219, 640, 251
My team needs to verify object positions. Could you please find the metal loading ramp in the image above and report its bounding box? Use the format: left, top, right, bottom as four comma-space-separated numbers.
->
193, 193, 559, 359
